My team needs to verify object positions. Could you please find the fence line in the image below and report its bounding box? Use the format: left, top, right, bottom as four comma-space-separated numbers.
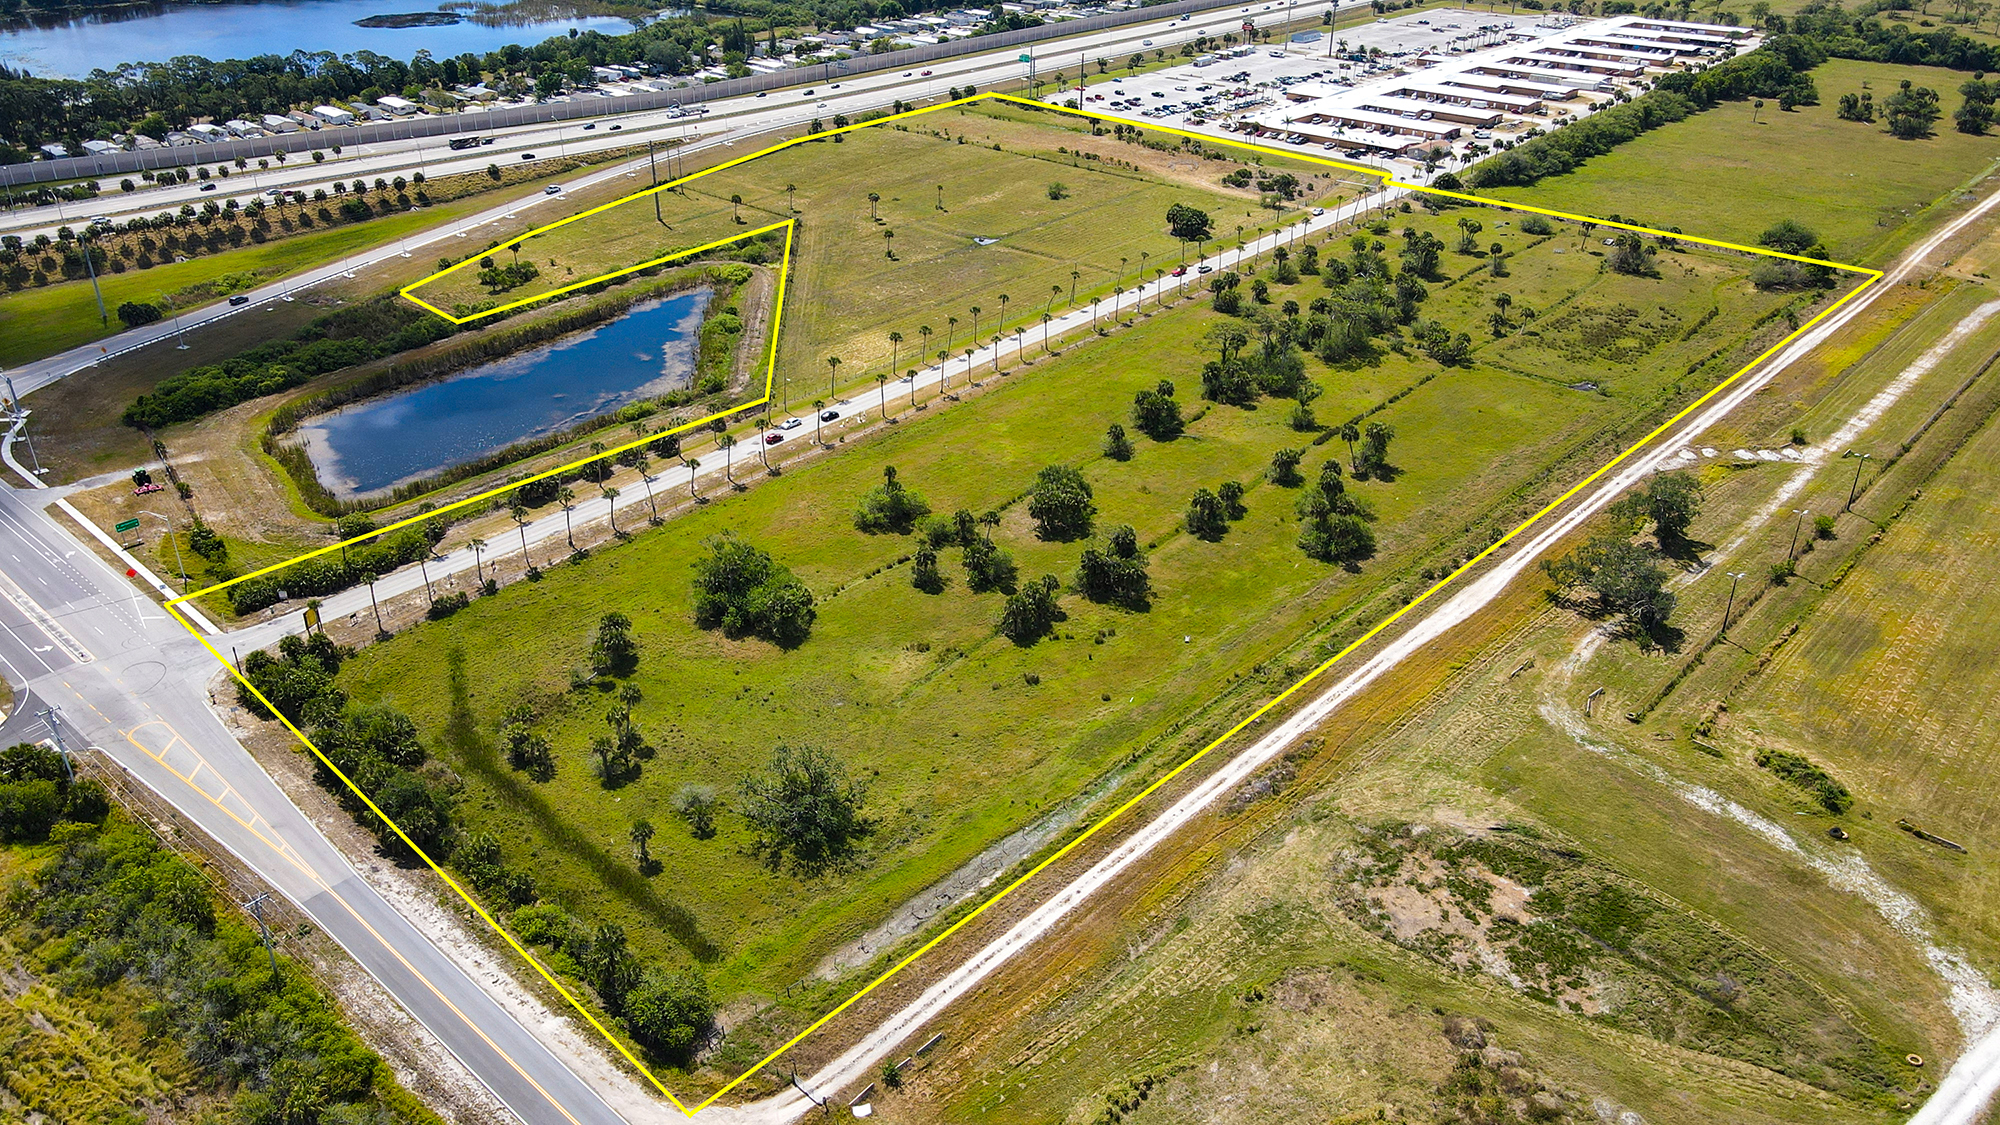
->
2, 0, 1249, 188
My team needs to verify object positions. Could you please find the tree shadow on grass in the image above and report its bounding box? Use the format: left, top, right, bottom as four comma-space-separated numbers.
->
444, 647, 721, 963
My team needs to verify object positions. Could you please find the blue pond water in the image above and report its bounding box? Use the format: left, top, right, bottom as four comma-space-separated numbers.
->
0, 0, 634, 78
299, 287, 708, 498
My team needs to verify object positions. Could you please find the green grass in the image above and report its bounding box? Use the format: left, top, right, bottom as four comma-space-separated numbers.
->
0, 202, 485, 367
1726, 392, 2000, 970
330, 211, 1791, 1020
410, 103, 1350, 389
1486, 59, 2000, 263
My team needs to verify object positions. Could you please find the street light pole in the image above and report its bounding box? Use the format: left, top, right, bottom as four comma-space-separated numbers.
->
1843, 449, 1872, 510
1721, 571, 1746, 636
140, 509, 188, 591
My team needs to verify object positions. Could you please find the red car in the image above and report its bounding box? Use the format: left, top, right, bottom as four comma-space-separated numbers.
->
1171, 265, 1187, 276
921, 69, 933, 76
763, 432, 785, 445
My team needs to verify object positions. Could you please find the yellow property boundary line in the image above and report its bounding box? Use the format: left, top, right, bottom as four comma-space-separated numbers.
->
162, 93, 1883, 1116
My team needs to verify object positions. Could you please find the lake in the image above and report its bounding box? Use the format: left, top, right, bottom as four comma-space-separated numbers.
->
0, 0, 635, 78
298, 287, 709, 499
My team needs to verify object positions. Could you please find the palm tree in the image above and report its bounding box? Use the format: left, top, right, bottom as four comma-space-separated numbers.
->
813, 399, 826, 445
969, 304, 982, 345
1339, 421, 1361, 470
917, 324, 933, 362
729, 193, 743, 222
603, 485, 621, 535
1091, 295, 1102, 327
686, 457, 702, 500
719, 433, 737, 482
635, 454, 659, 522
785, 182, 797, 213
1119, 255, 1129, 285
1041, 312, 1053, 353
756, 419, 773, 471
558, 486, 577, 551
1113, 285, 1125, 320
509, 504, 532, 570
827, 355, 841, 395
1139, 251, 1150, 288
362, 571, 386, 637
991, 334, 1003, 375
868, 191, 881, 220
997, 292, 1010, 329
1069, 268, 1081, 306
1012, 326, 1026, 360
944, 315, 958, 353
630, 818, 655, 870
958, 348, 972, 389
1045, 283, 1061, 317
883, 228, 895, 257
877, 372, 890, 419
887, 330, 903, 375
468, 537, 487, 586
979, 510, 1000, 541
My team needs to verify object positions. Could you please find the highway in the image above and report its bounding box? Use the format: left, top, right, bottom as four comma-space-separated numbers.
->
0, 1, 1303, 243
3, 1, 1296, 397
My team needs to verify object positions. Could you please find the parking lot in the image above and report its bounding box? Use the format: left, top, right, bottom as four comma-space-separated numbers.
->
1049, 9, 1742, 175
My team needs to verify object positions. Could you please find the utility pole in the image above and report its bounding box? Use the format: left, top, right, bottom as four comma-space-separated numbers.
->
80, 234, 108, 326
1787, 507, 1809, 562
1720, 571, 1746, 637
648, 140, 663, 225
244, 891, 280, 982
34, 705, 75, 782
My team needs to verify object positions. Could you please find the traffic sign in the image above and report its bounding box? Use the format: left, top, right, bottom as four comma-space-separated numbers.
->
114, 517, 140, 533
1019, 53, 1033, 62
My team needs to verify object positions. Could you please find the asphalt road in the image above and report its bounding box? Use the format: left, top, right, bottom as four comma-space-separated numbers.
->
0, 485, 631, 1125
6, 5, 1261, 396
0, 1, 1294, 243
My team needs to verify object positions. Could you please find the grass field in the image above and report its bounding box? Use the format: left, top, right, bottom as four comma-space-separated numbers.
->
324, 203, 1798, 1041
1488, 59, 2000, 263
407, 102, 1363, 387
0, 199, 494, 369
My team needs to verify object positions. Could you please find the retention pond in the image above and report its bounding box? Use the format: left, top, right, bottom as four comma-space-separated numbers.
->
298, 287, 709, 499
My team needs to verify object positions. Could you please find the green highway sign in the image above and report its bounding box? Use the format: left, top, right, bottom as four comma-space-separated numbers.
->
114, 518, 140, 533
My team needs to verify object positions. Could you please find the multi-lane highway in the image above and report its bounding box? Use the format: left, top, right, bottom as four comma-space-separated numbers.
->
4, 1, 1313, 397
0, 0, 1306, 242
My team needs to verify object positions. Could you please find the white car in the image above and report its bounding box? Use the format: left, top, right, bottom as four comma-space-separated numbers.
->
781, 417, 803, 429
